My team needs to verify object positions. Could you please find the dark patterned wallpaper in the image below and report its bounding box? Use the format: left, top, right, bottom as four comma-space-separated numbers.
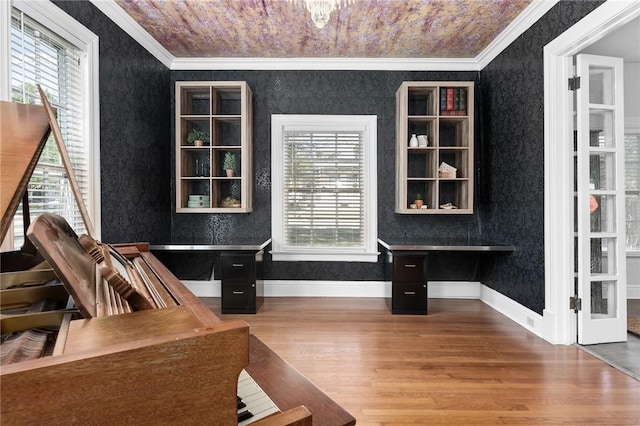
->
53, 1, 172, 244
171, 70, 481, 281
478, 0, 605, 314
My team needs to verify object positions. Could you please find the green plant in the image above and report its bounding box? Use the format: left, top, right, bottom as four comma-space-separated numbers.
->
187, 129, 209, 145
223, 152, 237, 170
415, 193, 423, 200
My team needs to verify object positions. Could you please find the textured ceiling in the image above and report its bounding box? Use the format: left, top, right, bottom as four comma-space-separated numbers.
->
113, 0, 533, 59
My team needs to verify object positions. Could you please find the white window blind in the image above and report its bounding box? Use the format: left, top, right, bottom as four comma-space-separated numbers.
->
10, 7, 87, 248
272, 115, 378, 262
284, 130, 364, 248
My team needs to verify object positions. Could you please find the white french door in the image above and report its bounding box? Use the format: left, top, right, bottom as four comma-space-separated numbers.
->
575, 54, 627, 344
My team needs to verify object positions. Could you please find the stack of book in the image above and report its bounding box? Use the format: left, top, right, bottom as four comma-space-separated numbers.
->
440, 88, 467, 116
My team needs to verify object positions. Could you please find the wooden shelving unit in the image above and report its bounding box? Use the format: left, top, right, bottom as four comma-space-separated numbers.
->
175, 81, 252, 213
395, 81, 474, 214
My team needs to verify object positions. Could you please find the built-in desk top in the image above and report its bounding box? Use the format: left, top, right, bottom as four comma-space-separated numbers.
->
150, 239, 271, 252
378, 237, 515, 252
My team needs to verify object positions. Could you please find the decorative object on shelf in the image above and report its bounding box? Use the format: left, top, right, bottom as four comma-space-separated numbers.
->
417, 134, 428, 147
187, 129, 209, 146
223, 152, 237, 177
438, 162, 457, 178
409, 134, 418, 147
414, 193, 424, 209
221, 196, 241, 208
187, 194, 209, 208
439, 202, 458, 209
286, 0, 358, 29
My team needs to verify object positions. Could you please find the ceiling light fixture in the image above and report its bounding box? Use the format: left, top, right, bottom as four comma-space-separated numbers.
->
287, 0, 357, 29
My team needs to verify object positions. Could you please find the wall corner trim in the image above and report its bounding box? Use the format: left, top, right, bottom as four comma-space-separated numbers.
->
88, 0, 174, 68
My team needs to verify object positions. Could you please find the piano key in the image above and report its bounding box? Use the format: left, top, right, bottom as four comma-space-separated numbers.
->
237, 409, 253, 422
237, 369, 279, 425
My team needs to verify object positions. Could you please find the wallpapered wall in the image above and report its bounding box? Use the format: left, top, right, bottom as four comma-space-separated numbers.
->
53, 0, 605, 314
477, 0, 605, 314
169, 70, 481, 282
53, 1, 172, 244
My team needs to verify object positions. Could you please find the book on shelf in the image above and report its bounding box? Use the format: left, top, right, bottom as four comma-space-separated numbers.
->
446, 88, 454, 111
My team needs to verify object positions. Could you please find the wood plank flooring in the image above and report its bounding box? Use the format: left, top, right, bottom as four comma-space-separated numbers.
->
203, 298, 640, 425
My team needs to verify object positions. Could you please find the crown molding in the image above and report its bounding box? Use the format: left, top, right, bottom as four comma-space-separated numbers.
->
475, 0, 559, 69
88, 0, 174, 68
91, 0, 557, 72
170, 56, 480, 71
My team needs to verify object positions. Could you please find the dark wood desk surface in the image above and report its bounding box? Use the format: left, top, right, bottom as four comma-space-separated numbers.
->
246, 334, 356, 426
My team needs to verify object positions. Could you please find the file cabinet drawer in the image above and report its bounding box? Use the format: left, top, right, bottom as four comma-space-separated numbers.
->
391, 281, 427, 314
222, 253, 255, 282
222, 281, 256, 313
393, 255, 427, 282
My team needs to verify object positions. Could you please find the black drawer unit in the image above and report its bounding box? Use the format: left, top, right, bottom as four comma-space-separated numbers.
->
391, 253, 428, 314
221, 252, 262, 314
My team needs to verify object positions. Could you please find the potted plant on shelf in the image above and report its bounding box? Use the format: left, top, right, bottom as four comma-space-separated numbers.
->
187, 130, 209, 146
223, 152, 237, 177
414, 193, 424, 209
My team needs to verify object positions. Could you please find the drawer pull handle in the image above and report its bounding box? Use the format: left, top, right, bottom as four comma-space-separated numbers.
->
232, 291, 245, 295
404, 291, 416, 295
404, 264, 416, 268
232, 263, 244, 267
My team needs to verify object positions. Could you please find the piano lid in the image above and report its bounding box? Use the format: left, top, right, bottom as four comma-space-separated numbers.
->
0, 101, 51, 242
1, 85, 95, 245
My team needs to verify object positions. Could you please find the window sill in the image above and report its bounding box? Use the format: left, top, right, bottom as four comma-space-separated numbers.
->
270, 251, 380, 263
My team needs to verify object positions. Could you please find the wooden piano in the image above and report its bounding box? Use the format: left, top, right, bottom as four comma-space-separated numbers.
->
0, 97, 356, 426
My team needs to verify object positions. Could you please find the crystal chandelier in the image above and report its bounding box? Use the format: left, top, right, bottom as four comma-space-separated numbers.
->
287, 0, 357, 29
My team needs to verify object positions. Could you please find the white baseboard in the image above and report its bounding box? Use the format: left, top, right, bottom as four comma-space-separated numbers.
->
628, 284, 640, 299
182, 279, 221, 297
263, 280, 390, 298
479, 285, 545, 338
182, 279, 544, 338
182, 279, 482, 299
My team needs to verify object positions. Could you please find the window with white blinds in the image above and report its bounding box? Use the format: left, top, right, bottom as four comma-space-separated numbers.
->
9, 7, 88, 248
272, 115, 378, 262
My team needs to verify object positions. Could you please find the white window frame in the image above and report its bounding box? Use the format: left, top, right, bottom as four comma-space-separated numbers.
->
0, 0, 101, 244
271, 114, 378, 262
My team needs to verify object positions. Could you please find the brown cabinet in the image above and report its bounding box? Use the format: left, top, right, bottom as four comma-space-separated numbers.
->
395, 81, 474, 214
175, 81, 253, 213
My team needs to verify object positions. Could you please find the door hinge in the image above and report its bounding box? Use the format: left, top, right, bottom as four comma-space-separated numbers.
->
570, 296, 582, 311
568, 76, 581, 91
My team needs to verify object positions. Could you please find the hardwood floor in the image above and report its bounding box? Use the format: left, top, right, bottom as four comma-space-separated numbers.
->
203, 297, 640, 425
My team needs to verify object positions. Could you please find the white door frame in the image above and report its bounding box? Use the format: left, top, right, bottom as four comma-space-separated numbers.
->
543, 0, 640, 345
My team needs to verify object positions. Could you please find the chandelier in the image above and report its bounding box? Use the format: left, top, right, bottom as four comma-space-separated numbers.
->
286, 0, 358, 29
